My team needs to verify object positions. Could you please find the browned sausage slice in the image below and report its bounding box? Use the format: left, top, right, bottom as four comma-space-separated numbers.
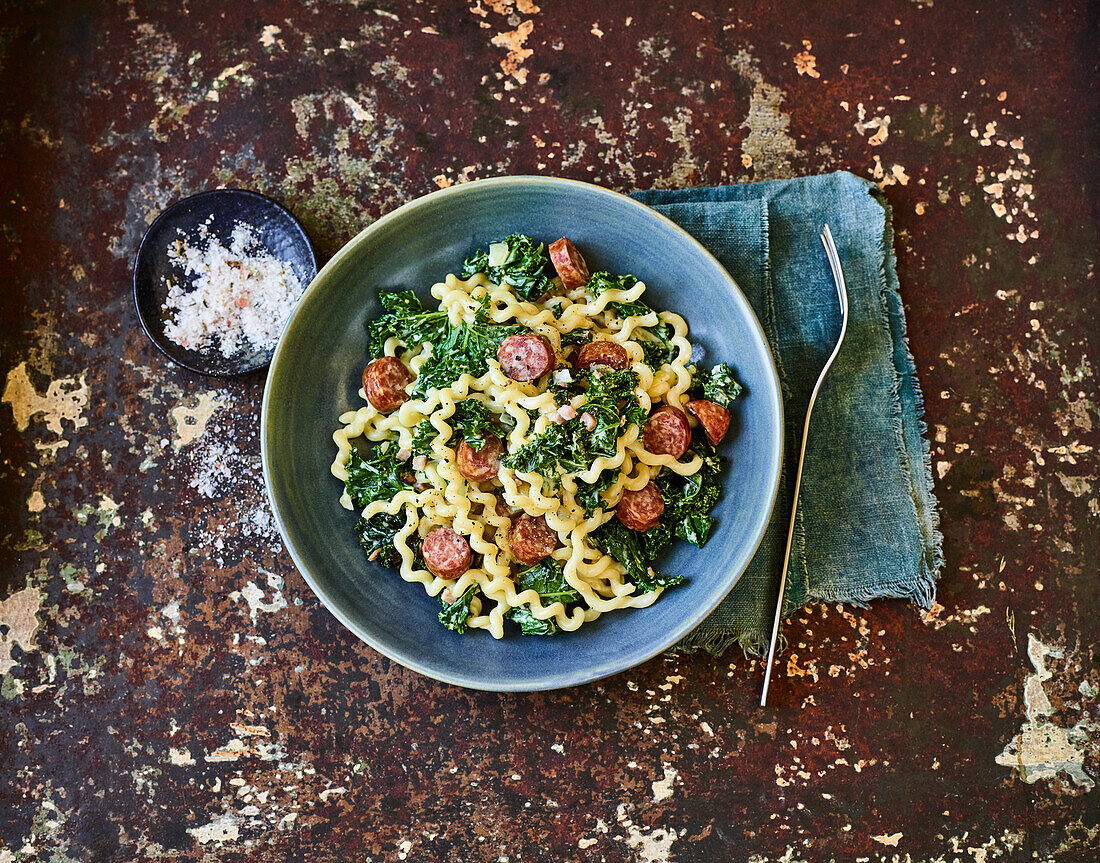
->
496, 333, 556, 382
548, 238, 590, 289
509, 512, 558, 565
363, 356, 413, 412
422, 527, 473, 579
642, 405, 692, 458
686, 399, 731, 445
615, 482, 665, 532
573, 340, 630, 371
456, 434, 504, 482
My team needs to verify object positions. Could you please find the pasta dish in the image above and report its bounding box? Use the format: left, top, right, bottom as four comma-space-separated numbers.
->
331, 235, 741, 638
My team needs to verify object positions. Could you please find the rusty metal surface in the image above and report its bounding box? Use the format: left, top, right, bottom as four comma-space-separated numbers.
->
1, 1, 1097, 860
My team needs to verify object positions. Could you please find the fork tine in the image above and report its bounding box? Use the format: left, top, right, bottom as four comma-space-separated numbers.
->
820, 225, 848, 313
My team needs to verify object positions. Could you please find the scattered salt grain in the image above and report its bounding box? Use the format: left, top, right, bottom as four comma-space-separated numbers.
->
163, 220, 304, 357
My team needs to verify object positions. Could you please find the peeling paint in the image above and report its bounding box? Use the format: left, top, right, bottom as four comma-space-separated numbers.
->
491, 19, 535, 85
617, 803, 682, 863
170, 390, 223, 448
234, 572, 288, 624
188, 812, 240, 844
0, 587, 42, 676
651, 763, 678, 802
2, 361, 89, 437
996, 633, 1095, 792
729, 50, 803, 179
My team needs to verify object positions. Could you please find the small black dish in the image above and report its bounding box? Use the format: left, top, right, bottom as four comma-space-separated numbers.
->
133, 189, 317, 376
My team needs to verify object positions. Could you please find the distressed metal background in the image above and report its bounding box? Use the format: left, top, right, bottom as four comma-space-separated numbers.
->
1, 1, 1097, 860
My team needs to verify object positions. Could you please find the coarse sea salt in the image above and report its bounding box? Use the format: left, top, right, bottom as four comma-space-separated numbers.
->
162, 221, 304, 358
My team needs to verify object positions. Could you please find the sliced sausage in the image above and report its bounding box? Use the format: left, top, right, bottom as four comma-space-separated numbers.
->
497, 333, 556, 382
642, 405, 692, 458
573, 340, 630, 372
422, 527, 473, 579
363, 356, 413, 412
686, 399, 731, 445
548, 238, 590, 289
615, 482, 665, 532
456, 434, 504, 482
509, 512, 558, 565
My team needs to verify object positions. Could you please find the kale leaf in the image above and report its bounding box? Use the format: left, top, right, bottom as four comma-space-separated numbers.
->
501, 422, 586, 486
461, 234, 556, 301
690, 361, 744, 407
506, 559, 580, 636
514, 559, 580, 605
507, 606, 559, 636
408, 305, 526, 399
409, 349, 484, 400
368, 290, 449, 358
639, 321, 680, 369
584, 369, 648, 445
409, 419, 437, 456
575, 471, 615, 517
439, 585, 478, 634
448, 399, 511, 451
653, 437, 725, 547
344, 446, 409, 510
632, 568, 687, 593
559, 329, 592, 347
590, 518, 684, 594
354, 511, 406, 567
500, 370, 646, 485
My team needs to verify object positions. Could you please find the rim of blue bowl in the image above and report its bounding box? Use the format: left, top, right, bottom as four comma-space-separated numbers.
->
133, 188, 317, 377
261, 175, 784, 691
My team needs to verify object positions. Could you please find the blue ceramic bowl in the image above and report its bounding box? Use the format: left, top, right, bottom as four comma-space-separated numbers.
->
262, 177, 782, 691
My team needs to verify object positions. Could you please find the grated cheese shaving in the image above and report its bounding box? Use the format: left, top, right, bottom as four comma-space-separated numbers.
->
162, 220, 304, 357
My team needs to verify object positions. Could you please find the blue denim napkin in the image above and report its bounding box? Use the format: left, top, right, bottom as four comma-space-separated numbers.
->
633, 171, 942, 654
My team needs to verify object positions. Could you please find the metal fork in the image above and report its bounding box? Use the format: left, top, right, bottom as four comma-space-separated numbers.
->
760, 224, 850, 707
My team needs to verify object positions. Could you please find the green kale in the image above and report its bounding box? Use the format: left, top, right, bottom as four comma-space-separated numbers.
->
506, 559, 580, 636
690, 362, 743, 407
500, 370, 646, 484
447, 399, 512, 450
355, 511, 406, 567
409, 419, 437, 456
439, 585, 478, 634
559, 329, 592, 347
584, 369, 648, 445
653, 438, 725, 547
514, 559, 580, 605
632, 568, 686, 593
368, 290, 449, 357
590, 518, 684, 594
638, 321, 680, 369
501, 422, 586, 487
506, 605, 559, 636
344, 445, 408, 510
409, 350, 484, 400
461, 234, 556, 301
575, 472, 615, 517
408, 306, 526, 399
